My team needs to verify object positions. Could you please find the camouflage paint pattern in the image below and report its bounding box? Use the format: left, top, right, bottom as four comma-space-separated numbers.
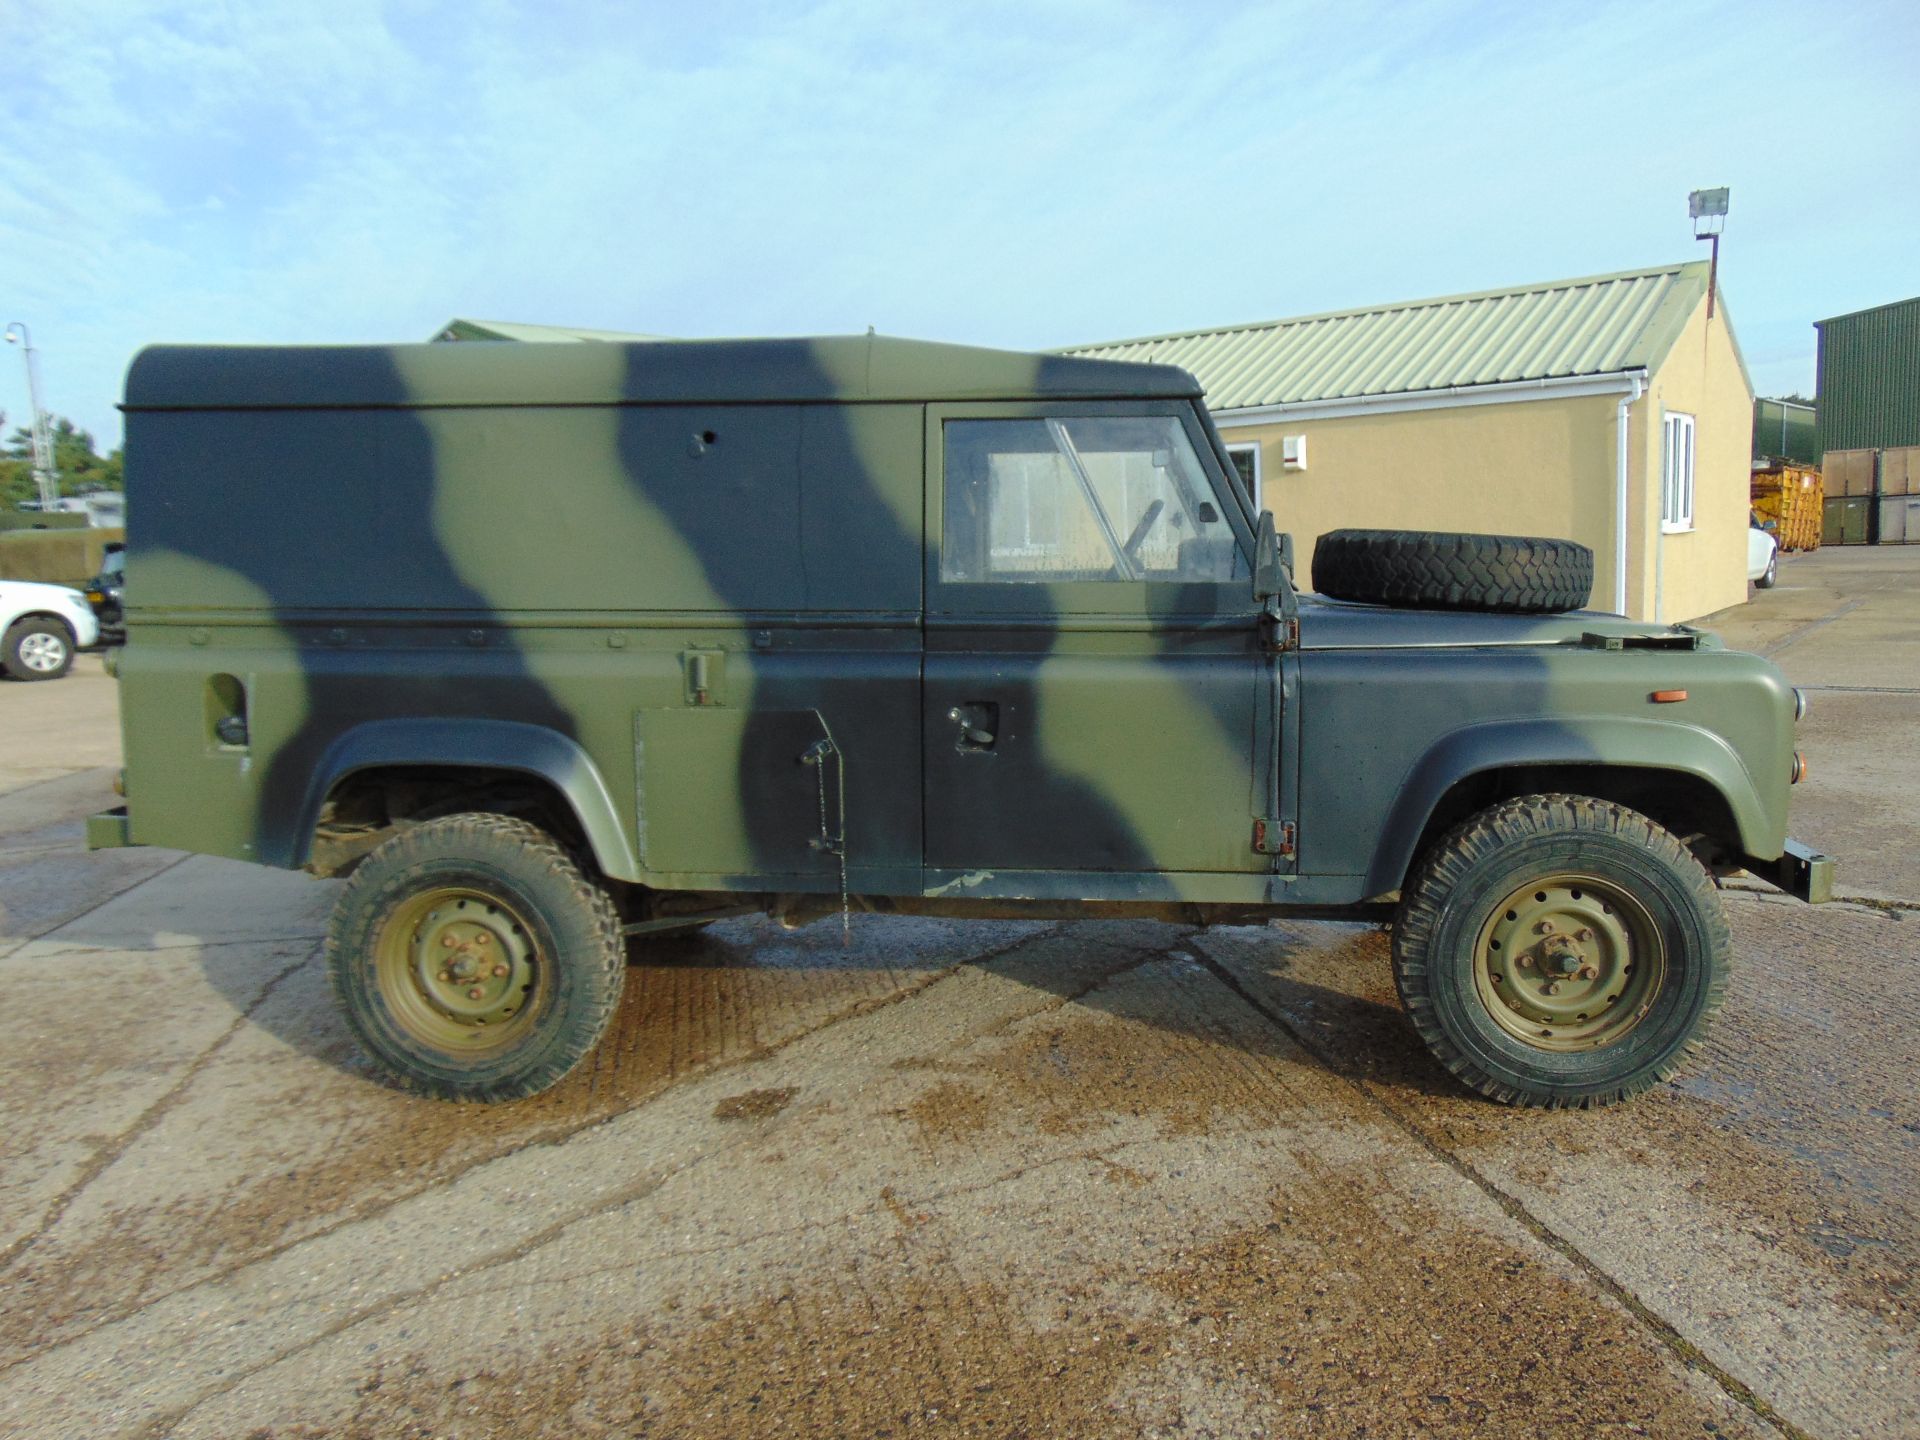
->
103, 334, 1801, 914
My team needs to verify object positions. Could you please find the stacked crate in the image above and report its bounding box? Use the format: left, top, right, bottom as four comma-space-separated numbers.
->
1822, 448, 1920, 544
1822, 450, 1877, 545
1751, 462, 1823, 552
1879, 449, 1920, 544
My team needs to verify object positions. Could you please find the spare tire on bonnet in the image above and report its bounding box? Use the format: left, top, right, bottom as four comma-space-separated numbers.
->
1310, 529, 1594, 615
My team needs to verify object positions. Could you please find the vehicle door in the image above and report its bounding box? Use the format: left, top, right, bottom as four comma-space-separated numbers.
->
922, 402, 1274, 886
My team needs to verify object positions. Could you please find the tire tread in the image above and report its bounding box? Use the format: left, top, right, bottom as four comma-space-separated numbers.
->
1312, 529, 1594, 614
325, 812, 624, 1102
1392, 793, 1730, 1109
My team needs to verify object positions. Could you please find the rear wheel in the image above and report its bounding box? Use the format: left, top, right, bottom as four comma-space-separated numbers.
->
327, 813, 625, 1101
2, 617, 75, 680
1757, 552, 1778, 589
1393, 794, 1729, 1107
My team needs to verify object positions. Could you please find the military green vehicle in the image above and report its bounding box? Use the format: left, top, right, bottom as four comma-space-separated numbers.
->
89, 336, 1830, 1107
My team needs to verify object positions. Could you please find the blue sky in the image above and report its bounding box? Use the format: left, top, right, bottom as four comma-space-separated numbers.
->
3, 0, 1916, 449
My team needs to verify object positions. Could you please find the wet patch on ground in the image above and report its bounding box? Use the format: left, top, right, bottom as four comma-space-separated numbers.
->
236, 1169, 1769, 1440
0, 915, 1045, 1367
894, 941, 1334, 1153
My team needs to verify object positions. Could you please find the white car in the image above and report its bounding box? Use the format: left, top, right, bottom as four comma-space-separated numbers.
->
1748, 519, 1779, 590
0, 579, 100, 680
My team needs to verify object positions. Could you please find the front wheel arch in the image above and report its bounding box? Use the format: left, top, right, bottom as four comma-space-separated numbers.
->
1362, 716, 1779, 897
1395, 762, 1747, 891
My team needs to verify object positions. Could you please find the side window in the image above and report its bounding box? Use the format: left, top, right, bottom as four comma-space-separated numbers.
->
942, 416, 1242, 584
1224, 442, 1262, 510
1662, 413, 1696, 532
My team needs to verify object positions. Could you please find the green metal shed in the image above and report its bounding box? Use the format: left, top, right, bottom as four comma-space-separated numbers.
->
1816, 295, 1920, 454
1753, 397, 1818, 464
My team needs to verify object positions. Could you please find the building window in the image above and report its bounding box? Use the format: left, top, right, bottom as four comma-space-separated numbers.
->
1225, 443, 1262, 510
1662, 413, 1696, 532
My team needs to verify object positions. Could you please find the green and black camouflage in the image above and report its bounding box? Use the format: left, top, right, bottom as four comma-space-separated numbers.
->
93, 333, 1825, 917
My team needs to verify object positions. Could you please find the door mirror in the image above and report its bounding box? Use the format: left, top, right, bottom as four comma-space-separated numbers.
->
1253, 509, 1288, 599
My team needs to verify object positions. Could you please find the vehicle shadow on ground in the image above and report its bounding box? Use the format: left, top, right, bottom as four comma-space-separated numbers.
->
195, 910, 1462, 1115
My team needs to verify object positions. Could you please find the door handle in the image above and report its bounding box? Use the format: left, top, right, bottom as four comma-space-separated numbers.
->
947, 703, 998, 751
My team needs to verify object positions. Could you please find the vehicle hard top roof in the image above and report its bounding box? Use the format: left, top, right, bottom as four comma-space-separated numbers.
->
123, 334, 1204, 411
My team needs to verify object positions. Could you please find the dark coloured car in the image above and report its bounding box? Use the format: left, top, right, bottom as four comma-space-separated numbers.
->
83, 541, 126, 644
89, 335, 1830, 1107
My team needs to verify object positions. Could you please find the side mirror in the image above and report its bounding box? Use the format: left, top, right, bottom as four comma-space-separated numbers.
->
1253, 509, 1286, 599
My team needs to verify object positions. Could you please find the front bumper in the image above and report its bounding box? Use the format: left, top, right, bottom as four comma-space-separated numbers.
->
1743, 838, 1835, 904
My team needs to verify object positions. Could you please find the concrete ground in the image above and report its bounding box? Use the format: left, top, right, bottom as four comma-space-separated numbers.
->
1, 549, 1915, 1440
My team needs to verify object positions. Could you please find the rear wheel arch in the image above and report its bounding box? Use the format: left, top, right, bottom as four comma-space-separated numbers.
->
296, 720, 642, 883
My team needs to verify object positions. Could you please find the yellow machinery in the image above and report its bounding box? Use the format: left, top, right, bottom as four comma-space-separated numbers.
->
1752, 462, 1823, 552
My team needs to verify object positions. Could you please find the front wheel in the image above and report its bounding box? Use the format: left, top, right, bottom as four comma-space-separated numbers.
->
326, 813, 625, 1101
1393, 794, 1729, 1108
2, 618, 75, 680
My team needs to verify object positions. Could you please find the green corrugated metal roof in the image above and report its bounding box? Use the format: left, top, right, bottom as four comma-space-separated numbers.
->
1063, 262, 1716, 411
434, 318, 667, 343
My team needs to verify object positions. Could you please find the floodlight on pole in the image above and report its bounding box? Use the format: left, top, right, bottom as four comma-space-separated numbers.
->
1688, 188, 1729, 320
3, 322, 59, 510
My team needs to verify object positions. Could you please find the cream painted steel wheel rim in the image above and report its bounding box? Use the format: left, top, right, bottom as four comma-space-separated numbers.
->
15, 630, 68, 672
1472, 873, 1666, 1051
373, 886, 543, 1052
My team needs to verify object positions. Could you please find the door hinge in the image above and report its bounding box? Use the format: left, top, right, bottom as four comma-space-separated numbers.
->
1267, 616, 1300, 652
1253, 819, 1295, 857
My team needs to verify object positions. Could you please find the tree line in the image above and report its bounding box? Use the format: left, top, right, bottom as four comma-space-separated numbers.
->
2, 415, 124, 508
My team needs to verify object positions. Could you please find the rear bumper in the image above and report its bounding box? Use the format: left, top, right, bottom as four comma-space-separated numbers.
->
87, 807, 134, 850
1743, 838, 1834, 904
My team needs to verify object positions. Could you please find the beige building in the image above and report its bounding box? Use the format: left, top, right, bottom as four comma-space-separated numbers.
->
1067, 261, 1754, 622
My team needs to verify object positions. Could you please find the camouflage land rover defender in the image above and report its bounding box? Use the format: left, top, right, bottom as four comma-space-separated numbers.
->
89, 335, 1831, 1107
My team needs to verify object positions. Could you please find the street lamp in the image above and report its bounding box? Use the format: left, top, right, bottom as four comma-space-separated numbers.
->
3, 322, 59, 510
1688, 188, 1729, 321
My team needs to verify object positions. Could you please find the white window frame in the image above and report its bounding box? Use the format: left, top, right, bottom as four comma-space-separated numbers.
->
986, 459, 1064, 559
1225, 442, 1263, 511
1661, 412, 1696, 533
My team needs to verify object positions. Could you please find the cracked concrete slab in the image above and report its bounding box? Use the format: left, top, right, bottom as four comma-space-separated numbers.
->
1196, 901, 1920, 1440
6, 933, 1776, 1440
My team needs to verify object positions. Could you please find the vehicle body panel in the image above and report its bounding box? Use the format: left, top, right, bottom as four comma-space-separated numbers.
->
0, 579, 99, 650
